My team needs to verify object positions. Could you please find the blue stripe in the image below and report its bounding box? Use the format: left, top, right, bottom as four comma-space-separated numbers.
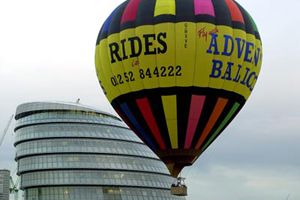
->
102, 5, 120, 33
120, 103, 157, 150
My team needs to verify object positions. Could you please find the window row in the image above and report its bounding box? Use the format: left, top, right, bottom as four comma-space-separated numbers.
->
21, 170, 173, 189
25, 186, 184, 200
15, 111, 126, 129
16, 103, 112, 118
18, 154, 167, 174
16, 139, 156, 159
15, 124, 141, 144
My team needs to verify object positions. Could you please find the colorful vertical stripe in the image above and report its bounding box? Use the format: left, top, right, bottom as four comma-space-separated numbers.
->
154, 0, 176, 17
121, 0, 141, 24
136, 98, 166, 149
224, 0, 244, 23
195, 98, 228, 149
194, 0, 215, 16
119, 103, 156, 150
162, 95, 178, 149
201, 102, 240, 151
184, 95, 206, 149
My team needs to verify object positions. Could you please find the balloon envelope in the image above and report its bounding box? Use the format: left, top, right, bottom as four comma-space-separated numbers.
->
95, 0, 262, 177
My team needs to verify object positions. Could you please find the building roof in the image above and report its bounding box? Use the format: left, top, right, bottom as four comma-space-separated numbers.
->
15, 101, 120, 120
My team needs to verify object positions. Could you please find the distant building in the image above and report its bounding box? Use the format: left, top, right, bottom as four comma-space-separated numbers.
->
14, 102, 184, 200
0, 170, 10, 200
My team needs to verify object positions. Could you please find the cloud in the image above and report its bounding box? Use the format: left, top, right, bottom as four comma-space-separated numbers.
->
182, 100, 300, 200
186, 163, 300, 200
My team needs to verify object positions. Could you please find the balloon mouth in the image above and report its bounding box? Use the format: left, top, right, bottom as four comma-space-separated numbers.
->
157, 149, 201, 177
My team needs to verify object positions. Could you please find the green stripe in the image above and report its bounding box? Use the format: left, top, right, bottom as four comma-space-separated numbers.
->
201, 102, 240, 151
245, 10, 258, 32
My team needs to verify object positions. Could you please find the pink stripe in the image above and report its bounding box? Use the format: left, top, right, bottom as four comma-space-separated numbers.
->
184, 95, 206, 149
121, 0, 141, 24
194, 0, 215, 17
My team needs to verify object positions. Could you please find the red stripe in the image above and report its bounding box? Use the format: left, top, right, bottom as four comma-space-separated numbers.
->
121, 0, 141, 24
224, 0, 244, 23
184, 95, 206, 149
136, 98, 166, 149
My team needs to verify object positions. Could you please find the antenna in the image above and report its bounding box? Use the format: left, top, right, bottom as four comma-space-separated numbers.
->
0, 114, 14, 147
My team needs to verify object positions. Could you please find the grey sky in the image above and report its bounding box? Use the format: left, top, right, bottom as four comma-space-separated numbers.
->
0, 0, 300, 199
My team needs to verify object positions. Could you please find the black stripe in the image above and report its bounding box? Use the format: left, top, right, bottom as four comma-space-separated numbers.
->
148, 93, 172, 148
154, 15, 176, 24
176, 0, 195, 22
195, 14, 215, 24
112, 87, 246, 111
136, 0, 156, 26
232, 21, 245, 31
191, 94, 217, 148
176, 89, 192, 148
120, 21, 136, 31
211, 0, 232, 26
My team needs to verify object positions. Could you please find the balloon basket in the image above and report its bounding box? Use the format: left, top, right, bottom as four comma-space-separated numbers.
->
171, 177, 187, 196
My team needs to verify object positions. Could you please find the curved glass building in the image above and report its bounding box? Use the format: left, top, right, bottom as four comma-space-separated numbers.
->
14, 102, 184, 200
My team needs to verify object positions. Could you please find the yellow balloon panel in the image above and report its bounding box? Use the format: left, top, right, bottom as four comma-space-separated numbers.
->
193, 22, 215, 88
96, 22, 262, 101
135, 25, 160, 90
154, 23, 176, 88
175, 22, 196, 87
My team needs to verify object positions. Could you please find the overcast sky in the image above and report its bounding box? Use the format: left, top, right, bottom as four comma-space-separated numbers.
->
0, 0, 300, 199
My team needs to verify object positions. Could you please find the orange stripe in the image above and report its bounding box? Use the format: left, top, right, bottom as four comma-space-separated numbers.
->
195, 98, 228, 149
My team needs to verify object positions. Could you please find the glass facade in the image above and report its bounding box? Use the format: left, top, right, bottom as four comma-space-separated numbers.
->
15, 102, 184, 200
16, 138, 155, 158
0, 170, 10, 200
15, 124, 141, 144
25, 187, 184, 200
18, 154, 166, 174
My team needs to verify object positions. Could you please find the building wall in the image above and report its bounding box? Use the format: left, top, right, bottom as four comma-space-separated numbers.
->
14, 102, 184, 200
0, 170, 10, 200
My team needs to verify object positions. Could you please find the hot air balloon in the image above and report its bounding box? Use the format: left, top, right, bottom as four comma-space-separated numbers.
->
95, 0, 262, 195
